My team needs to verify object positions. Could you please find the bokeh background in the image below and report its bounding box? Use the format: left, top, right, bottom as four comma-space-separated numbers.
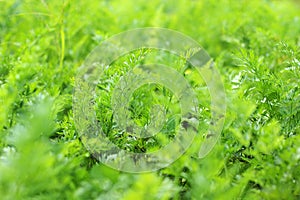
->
0, 0, 300, 199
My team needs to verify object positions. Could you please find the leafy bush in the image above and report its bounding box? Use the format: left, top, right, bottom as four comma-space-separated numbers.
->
0, 0, 299, 199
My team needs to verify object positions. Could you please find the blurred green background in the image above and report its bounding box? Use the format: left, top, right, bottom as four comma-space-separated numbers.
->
0, 0, 300, 199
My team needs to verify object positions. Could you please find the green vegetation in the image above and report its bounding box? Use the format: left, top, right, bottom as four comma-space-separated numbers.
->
0, 0, 300, 199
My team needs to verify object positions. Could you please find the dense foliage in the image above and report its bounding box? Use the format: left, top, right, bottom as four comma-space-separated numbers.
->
0, 0, 299, 199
